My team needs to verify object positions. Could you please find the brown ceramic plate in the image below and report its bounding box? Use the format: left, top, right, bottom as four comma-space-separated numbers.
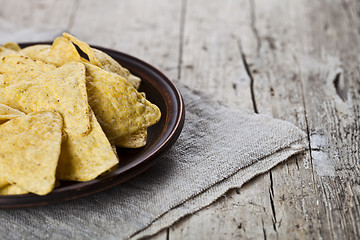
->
0, 43, 185, 209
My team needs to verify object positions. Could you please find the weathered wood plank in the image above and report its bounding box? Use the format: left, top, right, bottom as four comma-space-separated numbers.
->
69, 0, 182, 81
169, 0, 276, 239
298, 1, 360, 238
245, 1, 325, 239
243, 0, 360, 239
0, 0, 76, 29
170, 0, 360, 239
169, 176, 278, 240
179, 0, 254, 110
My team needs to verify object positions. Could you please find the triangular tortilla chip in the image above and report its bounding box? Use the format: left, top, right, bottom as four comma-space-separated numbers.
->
19, 44, 50, 59
20, 37, 81, 66
63, 33, 141, 89
0, 111, 63, 195
92, 48, 141, 89
0, 46, 17, 56
113, 128, 147, 148
0, 62, 117, 181
113, 92, 147, 148
0, 54, 57, 81
63, 33, 102, 67
2, 42, 21, 51
0, 178, 7, 188
84, 62, 161, 140
0, 184, 29, 195
0, 62, 91, 136
0, 103, 25, 124
0, 105, 26, 187
21, 33, 141, 89
57, 111, 119, 181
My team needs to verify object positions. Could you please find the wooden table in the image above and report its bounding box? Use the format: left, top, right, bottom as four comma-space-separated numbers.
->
1, 0, 359, 239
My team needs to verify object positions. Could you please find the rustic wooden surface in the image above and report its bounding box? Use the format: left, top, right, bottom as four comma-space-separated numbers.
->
0, 0, 359, 239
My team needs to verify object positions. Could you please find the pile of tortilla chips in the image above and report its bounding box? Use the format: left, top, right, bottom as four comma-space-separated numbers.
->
0, 33, 161, 196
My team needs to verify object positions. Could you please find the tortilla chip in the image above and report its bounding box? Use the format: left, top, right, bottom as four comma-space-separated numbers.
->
111, 145, 118, 155
0, 62, 118, 181
92, 49, 141, 89
63, 33, 102, 67
0, 46, 17, 56
0, 54, 57, 81
113, 128, 147, 148
114, 92, 148, 148
19, 44, 50, 58
0, 103, 25, 124
2, 42, 21, 51
0, 111, 63, 195
0, 62, 91, 136
57, 111, 119, 181
20, 37, 81, 66
63, 33, 141, 89
0, 177, 7, 188
0, 184, 29, 195
84, 62, 161, 140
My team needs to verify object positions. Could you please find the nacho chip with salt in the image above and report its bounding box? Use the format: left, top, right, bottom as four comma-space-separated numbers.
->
19, 44, 50, 58
0, 184, 29, 195
0, 103, 25, 124
0, 54, 56, 81
113, 128, 147, 148
84, 62, 161, 140
0, 177, 7, 188
2, 42, 21, 51
20, 37, 81, 66
0, 62, 118, 181
0, 46, 17, 56
57, 111, 119, 181
63, 33, 101, 67
0, 111, 63, 195
92, 48, 141, 89
114, 92, 148, 148
63, 33, 141, 89
0, 62, 91, 136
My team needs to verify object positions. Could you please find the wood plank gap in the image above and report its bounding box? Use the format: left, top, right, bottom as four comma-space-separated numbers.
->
261, 218, 267, 240
320, 181, 335, 240
268, 171, 278, 232
67, 0, 80, 30
293, 55, 318, 191
177, 0, 187, 81
249, 0, 261, 54
237, 41, 259, 113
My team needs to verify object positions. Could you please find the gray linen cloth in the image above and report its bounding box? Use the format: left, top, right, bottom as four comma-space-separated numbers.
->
0, 29, 306, 239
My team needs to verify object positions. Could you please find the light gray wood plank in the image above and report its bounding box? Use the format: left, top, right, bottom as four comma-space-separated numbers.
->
0, 0, 76, 29
179, 0, 254, 110
169, 0, 276, 238
69, 0, 182, 81
169, 175, 277, 240
170, 0, 360, 239
244, 0, 360, 239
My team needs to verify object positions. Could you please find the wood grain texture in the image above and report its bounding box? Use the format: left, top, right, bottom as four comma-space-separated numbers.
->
169, 0, 360, 239
179, 0, 254, 110
0, 0, 358, 239
0, 0, 76, 29
69, 0, 181, 81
